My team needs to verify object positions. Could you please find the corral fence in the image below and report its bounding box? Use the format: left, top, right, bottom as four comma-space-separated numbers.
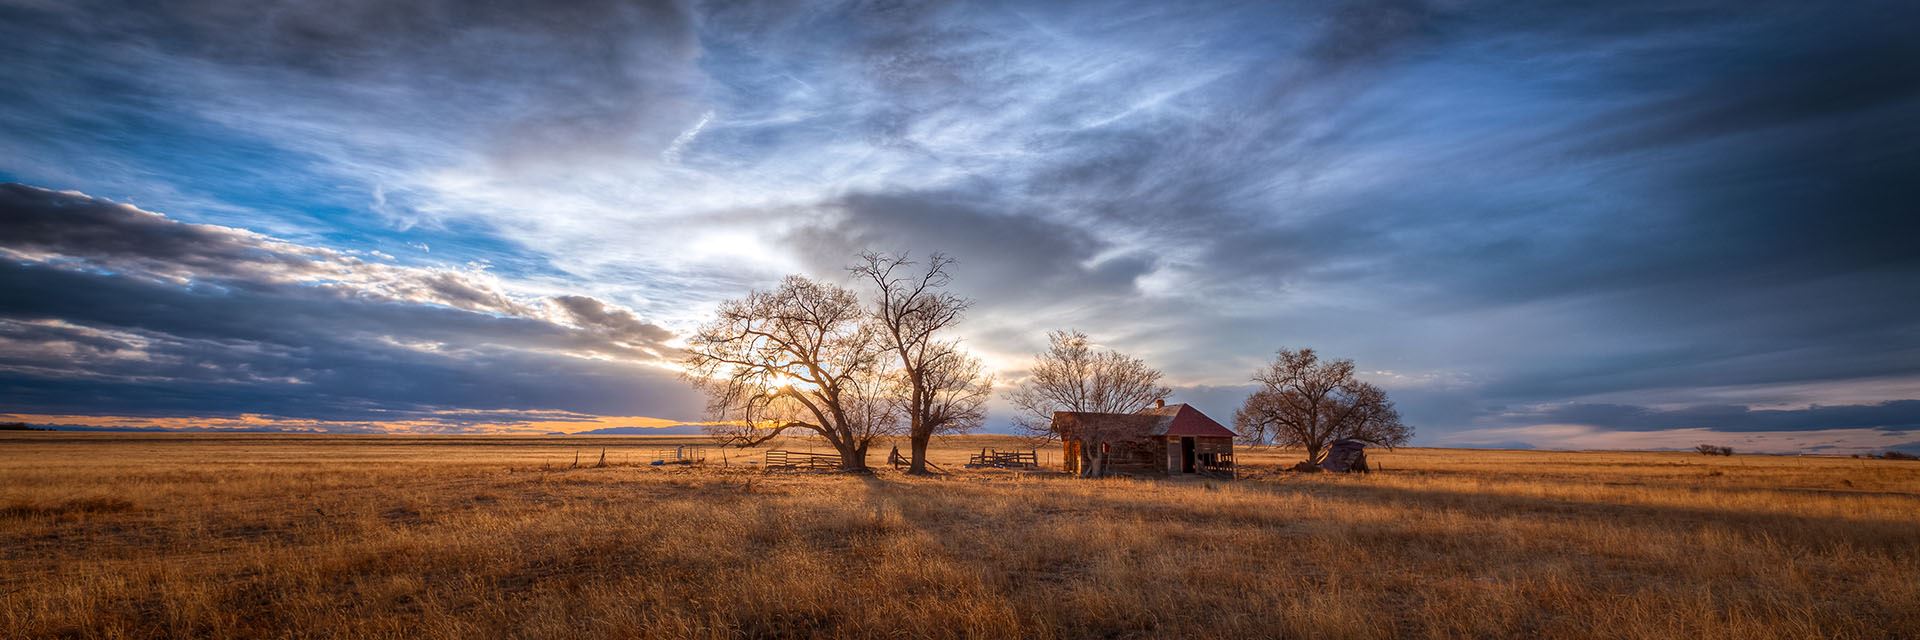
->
764, 449, 840, 471
651, 445, 707, 466
964, 448, 1039, 469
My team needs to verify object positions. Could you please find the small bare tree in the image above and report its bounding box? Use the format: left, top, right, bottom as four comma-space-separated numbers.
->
1007, 329, 1171, 476
1233, 348, 1412, 465
850, 252, 987, 474
915, 344, 992, 440
681, 275, 896, 471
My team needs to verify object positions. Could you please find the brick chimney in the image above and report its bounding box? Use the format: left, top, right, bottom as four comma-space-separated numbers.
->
1155, 399, 1165, 409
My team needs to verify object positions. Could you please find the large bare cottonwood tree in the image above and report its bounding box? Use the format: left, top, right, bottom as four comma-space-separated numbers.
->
1007, 329, 1170, 476
682, 275, 896, 471
850, 252, 990, 474
1233, 348, 1412, 465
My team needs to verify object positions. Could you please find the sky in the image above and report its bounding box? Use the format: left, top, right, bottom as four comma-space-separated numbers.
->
1, 0, 1916, 452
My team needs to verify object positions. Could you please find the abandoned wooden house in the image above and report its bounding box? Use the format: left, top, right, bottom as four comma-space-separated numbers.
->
1053, 400, 1236, 476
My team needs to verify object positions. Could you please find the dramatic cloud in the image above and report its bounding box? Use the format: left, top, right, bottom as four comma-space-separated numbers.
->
1, 1, 1916, 446
0, 185, 699, 431
1508, 401, 1920, 433
784, 191, 1156, 303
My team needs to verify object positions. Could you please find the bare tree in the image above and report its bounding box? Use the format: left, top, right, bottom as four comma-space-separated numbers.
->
850, 252, 986, 474
681, 275, 896, 471
919, 344, 992, 439
1233, 348, 1412, 465
1007, 329, 1171, 476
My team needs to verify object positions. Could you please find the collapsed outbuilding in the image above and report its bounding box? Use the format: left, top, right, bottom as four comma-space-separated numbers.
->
1052, 401, 1235, 477
1319, 438, 1372, 473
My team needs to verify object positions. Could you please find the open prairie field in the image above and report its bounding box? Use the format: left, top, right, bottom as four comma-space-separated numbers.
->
2, 433, 1917, 639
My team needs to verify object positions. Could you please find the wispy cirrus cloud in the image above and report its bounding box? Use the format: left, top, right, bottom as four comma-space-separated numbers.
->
1, 0, 1917, 448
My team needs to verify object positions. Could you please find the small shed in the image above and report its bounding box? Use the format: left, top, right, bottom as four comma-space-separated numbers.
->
1053, 401, 1236, 476
1319, 438, 1372, 473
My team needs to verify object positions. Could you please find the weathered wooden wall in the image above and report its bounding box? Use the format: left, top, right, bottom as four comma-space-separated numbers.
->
1105, 438, 1167, 474
1064, 437, 1167, 475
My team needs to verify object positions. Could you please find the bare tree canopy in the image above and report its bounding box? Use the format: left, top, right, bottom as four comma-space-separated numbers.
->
919, 344, 992, 438
849, 252, 987, 474
1008, 330, 1172, 433
681, 275, 896, 471
1233, 348, 1412, 465
1007, 329, 1171, 476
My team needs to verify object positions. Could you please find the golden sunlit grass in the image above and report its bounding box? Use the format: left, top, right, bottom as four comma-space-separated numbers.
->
2, 433, 1917, 639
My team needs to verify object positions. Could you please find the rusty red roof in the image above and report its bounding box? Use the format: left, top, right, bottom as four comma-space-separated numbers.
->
1137, 403, 1237, 437
1052, 403, 1236, 439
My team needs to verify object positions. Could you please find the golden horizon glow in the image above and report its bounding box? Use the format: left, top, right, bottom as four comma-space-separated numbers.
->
0, 413, 729, 435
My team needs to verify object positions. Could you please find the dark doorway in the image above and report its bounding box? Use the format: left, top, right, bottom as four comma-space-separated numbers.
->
1180, 437, 1196, 473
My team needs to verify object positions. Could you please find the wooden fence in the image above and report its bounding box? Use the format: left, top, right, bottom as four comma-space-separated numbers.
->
764, 450, 840, 471
652, 446, 707, 465
964, 448, 1038, 469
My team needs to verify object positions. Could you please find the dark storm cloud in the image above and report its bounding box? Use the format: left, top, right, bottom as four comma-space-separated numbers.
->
1567, 15, 1920, 156
1221, 1, 1918, 306
0, 185, 698, 427
0, 183, 530, 316
1213, 4, 1920, 423
551, 295, 676, 352
784, 190, 1156, 302
751, 0, 1920, 444
0, 183, 335, 282
1519, 401, 1920, 433
0, 0, 704, 170
1304, 0, 1437, 70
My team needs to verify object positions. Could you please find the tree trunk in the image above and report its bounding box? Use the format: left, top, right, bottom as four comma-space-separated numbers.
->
838, 440, 871, 472
1076, 439, 1108, 478
907, 432, 932, 475
906, 386, 929, 473
1076, 438, 1096, 478
1305, 441, 1324, 465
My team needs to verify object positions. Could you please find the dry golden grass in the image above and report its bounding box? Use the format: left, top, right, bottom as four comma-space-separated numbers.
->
2, 432, 1917, 639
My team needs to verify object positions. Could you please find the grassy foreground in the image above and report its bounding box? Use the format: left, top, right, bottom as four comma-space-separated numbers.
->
2, 433, 1916, 639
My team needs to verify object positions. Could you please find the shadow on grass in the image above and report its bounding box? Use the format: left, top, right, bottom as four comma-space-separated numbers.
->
842, 468, 1920, 562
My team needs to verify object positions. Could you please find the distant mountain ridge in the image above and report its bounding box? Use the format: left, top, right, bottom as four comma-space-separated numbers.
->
567, 425, 708, 435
